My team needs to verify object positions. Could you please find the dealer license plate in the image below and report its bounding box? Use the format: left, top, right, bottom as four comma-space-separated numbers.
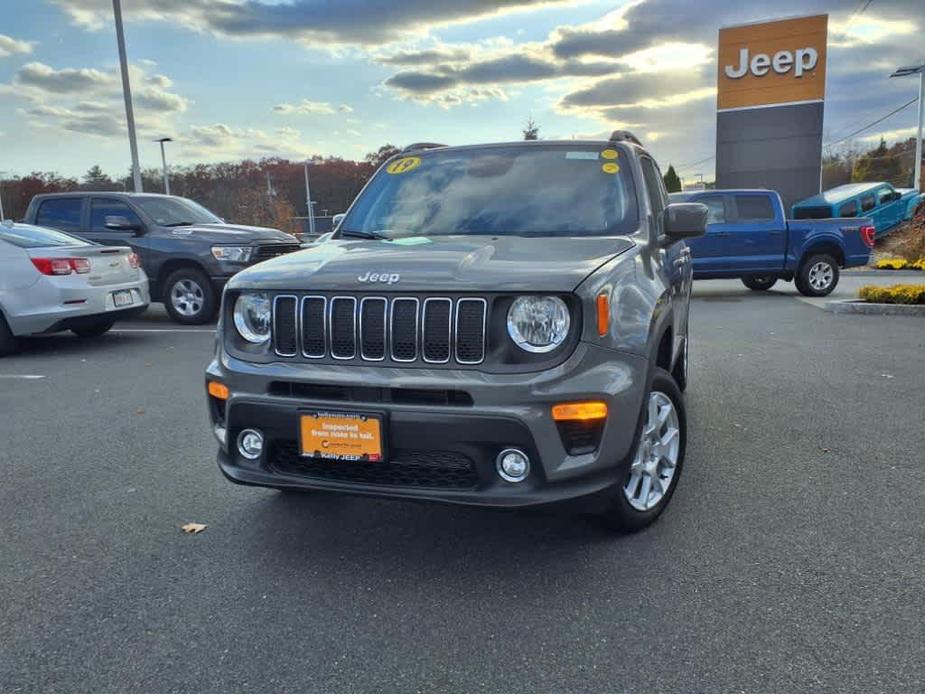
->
112, 290, 134, 308
299, 411, 384, 462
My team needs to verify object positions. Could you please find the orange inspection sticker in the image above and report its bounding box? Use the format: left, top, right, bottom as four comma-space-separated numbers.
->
602, 162, 620, 174
386, 156, 421, 174
300, 412, 383, 462
600, 149, 619, 160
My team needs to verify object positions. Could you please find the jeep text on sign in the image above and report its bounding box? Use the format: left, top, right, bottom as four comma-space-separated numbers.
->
717, 14, 827, 111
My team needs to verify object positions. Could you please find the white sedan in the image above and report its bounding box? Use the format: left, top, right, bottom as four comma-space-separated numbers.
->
0, 221, 150, 356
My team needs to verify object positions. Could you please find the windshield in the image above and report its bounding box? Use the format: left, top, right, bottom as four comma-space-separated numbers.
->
0, 223, 90, 249
134, 197, 222, 226
340, 144, 639, 239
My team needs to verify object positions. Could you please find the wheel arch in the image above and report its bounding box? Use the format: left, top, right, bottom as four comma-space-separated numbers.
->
155, 259, 210, 301
801, 241, 845, 268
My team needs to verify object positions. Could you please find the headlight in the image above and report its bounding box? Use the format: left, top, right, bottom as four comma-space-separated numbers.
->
212, 245, 253, 262
233, 292, 271, 344
506, 296, 570, 353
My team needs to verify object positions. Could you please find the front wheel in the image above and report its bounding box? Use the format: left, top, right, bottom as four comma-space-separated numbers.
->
163, 268, 217, 325
600, 368, 686, 533
795, 254, 839, 297
742, 275, 778, 291
71, 319, 115, 338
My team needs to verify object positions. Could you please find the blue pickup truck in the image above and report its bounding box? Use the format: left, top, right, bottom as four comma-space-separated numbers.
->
669, 189, 874, 296
792, 182, 924, 237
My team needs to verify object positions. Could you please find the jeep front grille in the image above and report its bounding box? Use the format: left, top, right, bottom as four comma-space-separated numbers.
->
273, 294, 487, 365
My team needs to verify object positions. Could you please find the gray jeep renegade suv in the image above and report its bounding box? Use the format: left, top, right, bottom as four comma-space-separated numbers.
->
206, 133, 707, 531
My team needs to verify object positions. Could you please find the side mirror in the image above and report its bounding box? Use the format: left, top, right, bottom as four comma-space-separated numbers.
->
105, 215, 141, 232
332, 213, 345, 229
661, 203, 708, 244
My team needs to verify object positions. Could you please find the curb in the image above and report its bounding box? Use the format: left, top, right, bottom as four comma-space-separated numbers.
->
825, 299, 925, 316
843, 270, 924, 277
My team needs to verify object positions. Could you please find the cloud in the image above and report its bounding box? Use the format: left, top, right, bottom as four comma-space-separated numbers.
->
23, 102, 123, 137
181, 121, 314, 160
0, 34, 34, 58
16, 61, 114, 93
50, 0, 591, 46
273, 99, 352, 115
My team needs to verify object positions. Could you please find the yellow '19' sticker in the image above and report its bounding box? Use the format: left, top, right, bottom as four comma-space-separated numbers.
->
602, 162, 620, 174
386, 157, 421, 174
600, 149, 619, 160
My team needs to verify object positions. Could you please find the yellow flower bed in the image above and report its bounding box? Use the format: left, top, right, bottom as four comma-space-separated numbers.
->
874, 257, 925, 270
859, 284, 925, 304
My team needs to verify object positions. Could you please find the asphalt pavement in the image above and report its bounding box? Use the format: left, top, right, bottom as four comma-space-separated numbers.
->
1, 280, 923, 693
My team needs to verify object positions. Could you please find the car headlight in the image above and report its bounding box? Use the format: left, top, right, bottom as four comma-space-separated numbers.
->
233, 292, 271, 344
506, 296, 570, 353
212, 245, 253, 262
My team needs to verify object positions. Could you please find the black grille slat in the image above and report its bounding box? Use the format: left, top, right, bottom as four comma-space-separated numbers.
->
360, 298, 387, 361
255, 244, 301, 261
301, 297, 326, 358
422, 298, 452, 363
270, 441, 478, 489
455, 298, 486, 364
390, 299, 418, 362
273, 296, 297, 356
330, 297, 357, 359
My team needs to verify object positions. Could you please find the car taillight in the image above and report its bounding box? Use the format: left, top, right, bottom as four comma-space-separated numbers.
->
31, 257, 91, 275
128, 252, 140, 269
860, 225, 875, 249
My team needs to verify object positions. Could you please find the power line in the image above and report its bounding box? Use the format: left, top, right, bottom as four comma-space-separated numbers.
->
824, 97, 919, 148
676, 154, 715, 171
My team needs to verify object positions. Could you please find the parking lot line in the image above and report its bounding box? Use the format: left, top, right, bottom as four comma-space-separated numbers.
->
0, 374, 46, 380
110, 328, 215, 333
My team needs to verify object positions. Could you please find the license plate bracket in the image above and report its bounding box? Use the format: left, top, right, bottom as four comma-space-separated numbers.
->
299, 410, 386, 462
112, 290, 134, 308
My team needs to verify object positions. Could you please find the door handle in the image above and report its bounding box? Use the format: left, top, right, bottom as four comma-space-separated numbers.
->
712, 232, 730, 237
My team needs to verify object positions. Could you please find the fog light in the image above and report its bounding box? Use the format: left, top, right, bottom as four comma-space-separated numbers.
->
497, 448, 530, 482
237, 429, 264, 460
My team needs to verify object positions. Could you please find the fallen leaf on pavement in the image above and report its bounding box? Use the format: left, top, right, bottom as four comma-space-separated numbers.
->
181, 522, 208, 534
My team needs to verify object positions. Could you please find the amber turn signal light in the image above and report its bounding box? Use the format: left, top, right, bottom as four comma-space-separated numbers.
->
551, 401, 608, 421
207, 381, 230, 400
596, 293, 610, 337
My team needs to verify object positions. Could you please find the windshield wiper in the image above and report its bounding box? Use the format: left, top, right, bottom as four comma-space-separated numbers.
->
339, 229, 391, 240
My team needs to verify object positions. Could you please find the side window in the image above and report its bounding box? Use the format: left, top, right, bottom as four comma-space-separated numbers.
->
90, 198, 143, 232
35, 198, 83, 231
639, 157, 666, 217
839, 200, 858, 218
860, 193, 876, 212
877, 188, 894, 205
696, 196, 727, 224
735, 195, 775, 222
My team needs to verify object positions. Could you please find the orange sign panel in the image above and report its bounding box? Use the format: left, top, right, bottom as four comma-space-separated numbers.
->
717, 15, 827, 111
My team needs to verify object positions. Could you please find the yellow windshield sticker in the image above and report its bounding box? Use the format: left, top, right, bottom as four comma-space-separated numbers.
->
600, 149, 619, 160
602, 162, 620, 174
386, 157, 421, 174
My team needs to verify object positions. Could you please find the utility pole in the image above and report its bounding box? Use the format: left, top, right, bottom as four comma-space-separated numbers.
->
890, 62, 925, 192
112, 0, 142, 192
303, 160, 317, 237
156, 137, 172, 195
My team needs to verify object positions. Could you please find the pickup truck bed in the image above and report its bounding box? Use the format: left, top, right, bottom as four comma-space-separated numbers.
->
669, 189, 874, 296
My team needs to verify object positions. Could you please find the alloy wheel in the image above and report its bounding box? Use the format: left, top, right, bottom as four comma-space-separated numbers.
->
623, 391, 681, 511
170, 279, 205, 317
808, 262, 834, 291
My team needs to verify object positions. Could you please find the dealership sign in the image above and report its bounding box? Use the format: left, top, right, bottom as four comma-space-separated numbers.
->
717, 14, 827, 111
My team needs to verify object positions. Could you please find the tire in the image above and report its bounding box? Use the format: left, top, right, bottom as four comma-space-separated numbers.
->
600, 367, 686, 533
742, 275, 778, 291
163, 268, 217, 325
71, 319, 115, 338
795, 253, 839, 297
0, 313, 19, 357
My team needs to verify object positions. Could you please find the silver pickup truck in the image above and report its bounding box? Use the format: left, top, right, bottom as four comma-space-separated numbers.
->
205, 132, 708, 531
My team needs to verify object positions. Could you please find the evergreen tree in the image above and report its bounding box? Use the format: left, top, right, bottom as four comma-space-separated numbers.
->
522, 116, 539, 141
663, 164, 682, 192
82, 165, 113, 191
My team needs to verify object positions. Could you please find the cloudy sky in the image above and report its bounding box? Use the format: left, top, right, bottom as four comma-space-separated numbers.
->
0, 0, 921, 183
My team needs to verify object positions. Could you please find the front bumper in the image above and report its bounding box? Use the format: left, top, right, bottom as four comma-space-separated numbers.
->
207, 342, 649, 509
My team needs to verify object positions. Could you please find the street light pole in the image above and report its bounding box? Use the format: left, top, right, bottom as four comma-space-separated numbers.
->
890, 62, 925, 192
112, 0, 142, 192
156, 137, 172, 195
303, 160, 316, 237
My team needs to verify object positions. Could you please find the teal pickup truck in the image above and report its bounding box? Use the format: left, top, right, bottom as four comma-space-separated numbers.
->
792, 182, 924, 237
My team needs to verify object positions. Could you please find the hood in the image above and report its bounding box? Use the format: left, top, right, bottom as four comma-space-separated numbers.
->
228, 235, 635, 293
896, 188, 919, 198
164, 223, 297, 243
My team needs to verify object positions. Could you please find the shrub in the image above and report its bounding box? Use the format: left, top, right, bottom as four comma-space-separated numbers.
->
874, 257, 912, 270
859, 284, 925, 304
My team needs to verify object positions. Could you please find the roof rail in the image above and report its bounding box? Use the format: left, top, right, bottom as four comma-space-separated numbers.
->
609, 130, 642, 146
402, 142, 447, 153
